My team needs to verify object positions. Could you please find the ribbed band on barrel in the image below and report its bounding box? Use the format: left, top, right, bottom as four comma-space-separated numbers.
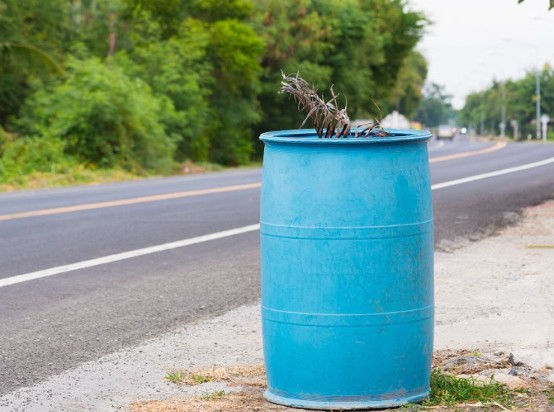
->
260, 219, 433, 240
264, 387, 430, 409
262, 305, 433, 327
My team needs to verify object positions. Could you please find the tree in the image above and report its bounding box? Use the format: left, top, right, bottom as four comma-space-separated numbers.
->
68, 0, 132, 58
460, 66, 554, 138
415, 83, 456, 127
203, 17, 264, 164
388, 50, 428, 118
1, 0, 432, 179
251, 0, 427, 139
123, 0, 264, 165
17, 58, 177, 172
114, 18, 213, 161
0, 0, 69, 126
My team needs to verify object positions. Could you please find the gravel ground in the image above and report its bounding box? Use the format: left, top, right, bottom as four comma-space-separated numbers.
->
0, 201, 553, 411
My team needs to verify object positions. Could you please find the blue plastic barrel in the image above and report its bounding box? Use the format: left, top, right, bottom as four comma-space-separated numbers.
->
260, 129, 434, 410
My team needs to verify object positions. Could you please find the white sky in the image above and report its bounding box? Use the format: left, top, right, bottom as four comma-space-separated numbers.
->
408, 0, 554, 108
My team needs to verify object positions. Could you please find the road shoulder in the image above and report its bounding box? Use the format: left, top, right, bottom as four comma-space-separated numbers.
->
1, 201, 553, 411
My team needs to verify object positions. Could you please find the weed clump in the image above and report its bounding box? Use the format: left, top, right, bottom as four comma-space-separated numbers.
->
425, 368, 514, 408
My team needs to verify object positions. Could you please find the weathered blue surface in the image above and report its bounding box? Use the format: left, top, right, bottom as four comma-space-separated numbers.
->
259, 129, 434, 410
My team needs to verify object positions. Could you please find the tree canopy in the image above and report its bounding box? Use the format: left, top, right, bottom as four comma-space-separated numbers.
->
415, 83, 456, 128
0, 0, 429, 182
459, 66, 554, 138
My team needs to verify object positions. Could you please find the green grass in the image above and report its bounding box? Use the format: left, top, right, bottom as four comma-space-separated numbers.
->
546, 384, 554, 404
165, 371, 213, 385
0, 160, 260, 192
0, 167, 143, 192
191, 373, 211, 384
0, 162, 260, 192
165, 371, 185, 384
423, 369, 514, 408
200, 390, 226, 401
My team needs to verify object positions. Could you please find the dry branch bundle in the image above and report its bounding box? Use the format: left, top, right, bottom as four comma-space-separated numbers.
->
279, 72, 389, 138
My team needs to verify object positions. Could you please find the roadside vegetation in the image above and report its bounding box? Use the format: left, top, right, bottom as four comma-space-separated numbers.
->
0, 0, 429, 190
130, 351, 554, 411
424, 368, 515, 408
2, 1, 550, 191
460, 66, 554, 139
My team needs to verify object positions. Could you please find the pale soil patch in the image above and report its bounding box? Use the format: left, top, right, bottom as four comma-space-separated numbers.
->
130, 391, 285, 412
129, 201, 554, 412
129, 352, 554, 412
173, 365, 266, 387
434, 200, 554, 370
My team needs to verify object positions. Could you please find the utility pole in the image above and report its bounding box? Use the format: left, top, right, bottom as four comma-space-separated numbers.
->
536, 69, 541, 139
500, 82, 506, 138
510, 119, 519, 140
541, 115, 550, 142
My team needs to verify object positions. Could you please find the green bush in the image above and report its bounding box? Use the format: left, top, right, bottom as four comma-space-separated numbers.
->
18, 57, 177, 173
114, 18, 213, 162
0, 136, 71, 182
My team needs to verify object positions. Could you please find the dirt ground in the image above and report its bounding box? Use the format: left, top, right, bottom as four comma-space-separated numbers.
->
129, 351, 553, 412
128, 201, 554, 411
433, 200, 554, 370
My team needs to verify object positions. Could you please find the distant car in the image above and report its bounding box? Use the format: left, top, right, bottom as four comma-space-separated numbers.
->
436, 125, 456, 140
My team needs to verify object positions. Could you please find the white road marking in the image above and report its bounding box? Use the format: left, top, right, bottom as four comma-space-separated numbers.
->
431, 156, 554, 190
0, 224, 260, 288
1, 155, 553, 289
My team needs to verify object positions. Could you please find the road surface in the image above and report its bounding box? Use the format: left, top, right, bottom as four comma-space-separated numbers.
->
1, 135, 553, 395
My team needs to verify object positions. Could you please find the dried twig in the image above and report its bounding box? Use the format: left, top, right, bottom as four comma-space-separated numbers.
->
280, 72, 389, 138
279, 72, 350, 138
355, 97, 390, 137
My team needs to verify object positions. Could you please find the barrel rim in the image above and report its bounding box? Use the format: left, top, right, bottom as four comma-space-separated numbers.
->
260, 128, 431, 144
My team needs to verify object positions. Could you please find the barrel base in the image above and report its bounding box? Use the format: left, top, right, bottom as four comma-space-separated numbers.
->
264, 389, 429, 410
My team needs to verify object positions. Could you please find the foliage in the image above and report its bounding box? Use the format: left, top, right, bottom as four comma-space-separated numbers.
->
0, 0, 68, 125
123, 0, 183, 38
388, 50, 428, 118
17, 58, 176, 172
165, 371, 186, 384
415, 83, 457, 128
124, 0, 264, 165
460, 65, 554, 138
115, 18, 213, 161
69, 0, 132, 58
201, 16, 264, 165
0, 166, 141, 191
547, 384, 554, 404
0, 136, 71, 183
251, 0, 427, 140
425, 369, 513, 408
0, 0, 431, 183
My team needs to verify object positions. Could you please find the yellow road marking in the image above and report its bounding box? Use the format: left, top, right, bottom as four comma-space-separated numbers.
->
429, 141, 507, 163
0, 141, 507, 222
0, 182, 262, 222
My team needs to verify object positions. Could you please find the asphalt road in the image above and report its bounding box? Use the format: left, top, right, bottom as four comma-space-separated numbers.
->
1, 135, 554, 395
